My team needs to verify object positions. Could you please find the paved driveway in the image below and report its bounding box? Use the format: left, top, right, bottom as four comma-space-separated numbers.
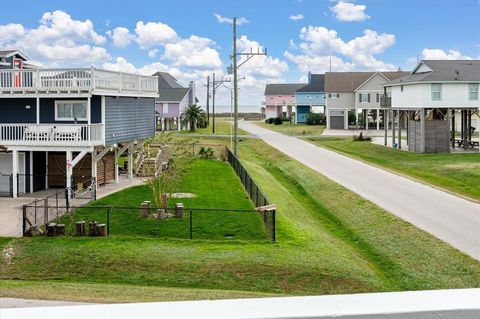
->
239, 121, 480, 260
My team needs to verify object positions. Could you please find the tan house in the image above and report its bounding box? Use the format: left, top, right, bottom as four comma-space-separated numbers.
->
325, 71, 409, 129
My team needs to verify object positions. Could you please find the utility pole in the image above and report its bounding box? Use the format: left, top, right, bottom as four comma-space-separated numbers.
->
212, 72, 215, 134
233, 18, 238, 155
206, 75, 210, 124
231, 17, 267, 156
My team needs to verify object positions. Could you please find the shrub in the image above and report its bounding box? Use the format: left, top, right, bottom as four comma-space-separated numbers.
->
273, 117, 283, 125
265, 117, 274, 124
306, 112, 326, 125
198, 147, 215, 159
352, 132, 372, 142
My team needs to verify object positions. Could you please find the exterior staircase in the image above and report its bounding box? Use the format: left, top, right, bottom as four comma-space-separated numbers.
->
135, 144, 169, 177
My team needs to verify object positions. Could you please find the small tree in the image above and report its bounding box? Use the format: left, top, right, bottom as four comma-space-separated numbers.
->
180, 104, 207, 132
140, 133, 196, 209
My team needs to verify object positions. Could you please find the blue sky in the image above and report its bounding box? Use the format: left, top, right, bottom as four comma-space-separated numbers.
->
1, 0, 479, 111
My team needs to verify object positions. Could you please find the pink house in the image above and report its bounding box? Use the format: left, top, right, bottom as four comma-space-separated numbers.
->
264, 83, 306, 119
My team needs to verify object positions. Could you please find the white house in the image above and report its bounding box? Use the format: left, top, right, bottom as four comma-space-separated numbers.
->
382, 60, 480, 153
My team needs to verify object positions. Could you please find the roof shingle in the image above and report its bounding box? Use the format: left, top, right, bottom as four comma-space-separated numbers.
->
264, 83, 306, 95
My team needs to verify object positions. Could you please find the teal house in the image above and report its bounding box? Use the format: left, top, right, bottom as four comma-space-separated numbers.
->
294, 73, 326, 123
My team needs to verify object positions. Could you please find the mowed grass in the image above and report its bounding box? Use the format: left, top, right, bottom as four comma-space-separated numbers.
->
255, 121, 325, 136
1, 138, 479, 303
57, 159, 267, 240
179, 117, 248, 135
307, 137, 480, 200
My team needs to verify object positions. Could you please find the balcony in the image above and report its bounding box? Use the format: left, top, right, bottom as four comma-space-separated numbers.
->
0, 68, 158, 97
0, 123, 103, 147
380, 96, 391, 107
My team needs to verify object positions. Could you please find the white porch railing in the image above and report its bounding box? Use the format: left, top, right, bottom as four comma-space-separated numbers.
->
0, 68, 158, 95
0, 123, 103, 147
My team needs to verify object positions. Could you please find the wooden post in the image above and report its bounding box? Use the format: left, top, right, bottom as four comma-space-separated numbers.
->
384, 109, 388, 146
420, 109, 426, 153
392, 110, 396, 147
76, 221, 86, 236
398, 111, 402, 149
175, 203, 184, 218
451, 110, 455, 149
447, 108, 451, 153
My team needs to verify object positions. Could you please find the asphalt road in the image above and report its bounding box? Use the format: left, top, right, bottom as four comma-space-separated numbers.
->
239, 121, 480, 260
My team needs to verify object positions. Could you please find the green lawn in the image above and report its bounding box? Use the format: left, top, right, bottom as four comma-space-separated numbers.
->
256, 121, 325, 136
179, 117, 248, 135
1, 137, 479, 303
57, 159, 266, 240
307, 137, 480, 200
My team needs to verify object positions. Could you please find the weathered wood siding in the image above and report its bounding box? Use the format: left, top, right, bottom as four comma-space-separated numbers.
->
105, 97, 155, 145
47, 151, 115, 187
408, 120, 449, 153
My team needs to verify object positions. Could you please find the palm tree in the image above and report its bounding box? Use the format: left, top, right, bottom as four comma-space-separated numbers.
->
180, 104, 207, 132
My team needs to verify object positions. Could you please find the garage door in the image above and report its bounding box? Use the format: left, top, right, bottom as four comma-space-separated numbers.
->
329, 116, 345, 129
0, 153, 25, 194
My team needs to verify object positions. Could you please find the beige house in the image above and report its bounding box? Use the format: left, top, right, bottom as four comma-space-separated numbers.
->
325, 71, 409, 129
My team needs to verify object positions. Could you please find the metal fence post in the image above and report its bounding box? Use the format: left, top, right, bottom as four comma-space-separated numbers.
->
34, 199, 37, 225
55, 191, 59, 219
272, 210, 276, 242
189, 209, 193, 239
9, 174, 13, 198
22, 205, 27, 235
107, 206, 110, 236
44, 198, 48, 226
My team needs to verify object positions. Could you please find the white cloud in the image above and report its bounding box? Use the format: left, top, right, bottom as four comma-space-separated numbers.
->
285, 26, 396, 72
236, 35, 289, 78
106, 27, 133, 47
421, 48, 473, 60
289, 14, 304, 21
330, 1, 370, 22
148, 49, 159, 58
213, 13, 249, 25
0, 23, 25, 42
163, 35, 222, 69
134, 21, 178, 48
0, 10, 110, 63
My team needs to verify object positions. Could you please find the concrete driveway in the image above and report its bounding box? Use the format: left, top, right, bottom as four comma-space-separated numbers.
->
239, 121, 480, 260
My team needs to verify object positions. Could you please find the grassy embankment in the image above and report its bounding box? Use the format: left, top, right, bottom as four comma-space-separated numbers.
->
307, 137, 480, 200
1, 137, 479, 303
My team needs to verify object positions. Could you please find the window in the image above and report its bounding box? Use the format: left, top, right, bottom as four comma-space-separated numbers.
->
328, 93, 340, 99
55, 101, 87, 121
163, 103, 169, 114
431, 84, 442, 101
359, 93, 370, 103
376, 93, 380, 103
469, 83, 479, 101
400, 85, 404, 92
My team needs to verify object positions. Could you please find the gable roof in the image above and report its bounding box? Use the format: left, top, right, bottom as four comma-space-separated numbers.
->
151, 71, 191, 102
325, 71, 409, 92
264, 83, 306, 95
157, 88, 190, 102
152, 72, 185, 89
387, 60, 480, 85
0, 50, 29, 60
296, 74, 325, 92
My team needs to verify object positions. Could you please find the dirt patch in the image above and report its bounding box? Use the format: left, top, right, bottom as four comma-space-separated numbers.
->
170, 193, 196, 199
2, 243, 16, 265
443, 163, 480, 170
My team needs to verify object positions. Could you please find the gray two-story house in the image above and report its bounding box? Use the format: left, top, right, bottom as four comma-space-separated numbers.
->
0, 50, 158, 197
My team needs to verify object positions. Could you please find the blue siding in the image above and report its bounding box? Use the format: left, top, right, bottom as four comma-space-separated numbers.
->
295, 92, 326, 106
296, 105, 311, 123
0, 97, 101, 124
105, 97, 155, 145
0, 98, 37, 123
